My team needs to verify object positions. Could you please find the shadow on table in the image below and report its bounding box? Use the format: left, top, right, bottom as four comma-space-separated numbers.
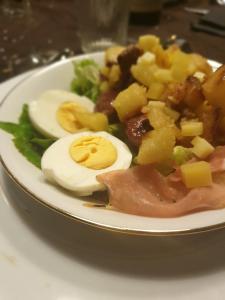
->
1, 167, 225, 283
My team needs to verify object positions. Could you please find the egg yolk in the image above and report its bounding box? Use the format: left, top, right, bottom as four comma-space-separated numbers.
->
56, 101, 88, 133
69, 136, 117, 170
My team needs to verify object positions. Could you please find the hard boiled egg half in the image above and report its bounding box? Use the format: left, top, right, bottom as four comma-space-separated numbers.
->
41, 131, 132, 196
28, 89, 95, 138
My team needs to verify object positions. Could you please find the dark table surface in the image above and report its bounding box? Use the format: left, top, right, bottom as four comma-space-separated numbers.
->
0, 0, 224, 84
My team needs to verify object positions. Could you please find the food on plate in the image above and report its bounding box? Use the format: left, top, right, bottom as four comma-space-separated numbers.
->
70, 59, 100, 102
0, 104, 56, 168
1, 34, 225, 218
28, 90, 95, 138
97, 149, 225, 217
41, 131, 132, 195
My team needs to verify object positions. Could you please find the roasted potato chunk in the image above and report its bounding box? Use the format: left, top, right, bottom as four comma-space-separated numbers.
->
202, 64, 225, 111
112, 83, 147, 121
147, 82, 165, 100
105, 46, 125, 65
131, 63, 158, 87
137, 127, 176, 164
138, 35, 160, 52
147, 106, 174, 129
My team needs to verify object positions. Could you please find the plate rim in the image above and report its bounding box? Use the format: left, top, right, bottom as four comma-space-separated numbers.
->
0, 54, 224, 237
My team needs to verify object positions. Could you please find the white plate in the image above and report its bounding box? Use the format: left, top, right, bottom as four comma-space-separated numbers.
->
3, 73, 225, 300
0, 53, 222, 236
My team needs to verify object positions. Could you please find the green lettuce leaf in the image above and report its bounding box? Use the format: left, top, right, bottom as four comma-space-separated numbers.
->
70, 59, 100, 102
0, 104, 55, 168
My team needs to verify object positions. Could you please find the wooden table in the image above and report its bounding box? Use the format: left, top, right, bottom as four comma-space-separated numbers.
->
0, 0, 224, 83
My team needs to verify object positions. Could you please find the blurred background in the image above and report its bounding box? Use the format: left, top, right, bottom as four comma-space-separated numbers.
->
0, 0, 224, 83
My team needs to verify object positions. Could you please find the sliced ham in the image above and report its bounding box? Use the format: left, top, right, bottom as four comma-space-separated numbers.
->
97, 146, 225, 218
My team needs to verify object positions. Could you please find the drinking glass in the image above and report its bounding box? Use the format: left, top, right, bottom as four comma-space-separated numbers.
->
75, 0, 130, 53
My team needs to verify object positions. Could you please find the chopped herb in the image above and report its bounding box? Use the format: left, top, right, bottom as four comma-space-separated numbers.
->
173, 146, 193, 166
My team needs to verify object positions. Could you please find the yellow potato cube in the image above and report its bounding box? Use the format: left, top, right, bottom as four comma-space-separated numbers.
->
181, 121, 203, 137
105, 46, 125, 65
147, 106, 174, 129
138, 35, 160, 52
101, 66, 110, 78
180, 161, 212, 188
170, 50, 192, 82
112, 83, 147, 121
108, 65, 121, 86
75, 112, 108, 131
153, 68, 173, 83
136, 127, 176, 165
191, 136, 215, 159
137, 52, 156, 65
147, 101, 166, 108
164, 107, 180, 121
131, 63, 158, 87
147, 82, 165, 100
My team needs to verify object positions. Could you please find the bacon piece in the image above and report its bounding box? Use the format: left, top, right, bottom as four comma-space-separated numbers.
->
97, 146, 225, 218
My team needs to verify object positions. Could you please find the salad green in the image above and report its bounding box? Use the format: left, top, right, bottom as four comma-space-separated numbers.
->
70, 59, 100, 102
0, 104, 55, 168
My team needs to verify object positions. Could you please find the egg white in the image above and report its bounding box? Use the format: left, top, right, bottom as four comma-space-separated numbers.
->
28, 89, 94, 139
41, 131, 132, 196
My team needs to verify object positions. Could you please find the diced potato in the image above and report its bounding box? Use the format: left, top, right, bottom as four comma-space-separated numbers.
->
105, 46, 125, 65
164, 106, 180, 121
181, 121, 203, 137
137, 52, 156, 65
138, 35, 160, 52
147, 82, 165, 100
189, 53, 212, 77
180, 161, 212, 188
131, 63, 158, 87
153, 44, 167, 67
170, 50, 193, 82
108, 65, 121, 86
112, 83, 147, 121
163, 44, 180, 68
191, 136, 214, 159
147, 106, 174, 129
136, 127, 176, 165
141, 101, 165, 114
154, 68, 173, 83
202, 65, 225, 111
101, 66, 110, 78
75, 112, 108, 131
147, 101, 166, 108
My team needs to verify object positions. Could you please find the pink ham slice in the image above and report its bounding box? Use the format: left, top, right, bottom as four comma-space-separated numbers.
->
97, 146, 225, 218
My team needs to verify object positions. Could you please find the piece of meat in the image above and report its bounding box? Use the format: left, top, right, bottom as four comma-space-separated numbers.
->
196, 102, 218, 144
116, 45, 143, 90
97, 146, 225, 218
124, 114, 151, 147
95, 89, 118, 120
117, 45, 143, 75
